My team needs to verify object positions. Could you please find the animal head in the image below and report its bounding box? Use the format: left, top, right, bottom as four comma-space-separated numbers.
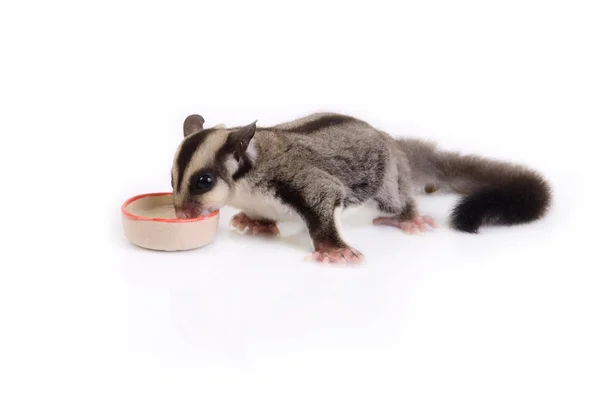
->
170, 114, 258, 219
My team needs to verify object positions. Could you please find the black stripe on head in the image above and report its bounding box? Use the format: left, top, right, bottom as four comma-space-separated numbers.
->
233, 153, 253, 181
214, 138, 254, 182
279, 114, 357, 134
175, 129, 217, 192
214, 122, 257, 182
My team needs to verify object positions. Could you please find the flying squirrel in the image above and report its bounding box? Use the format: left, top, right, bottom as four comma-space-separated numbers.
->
170, 112, 551, 264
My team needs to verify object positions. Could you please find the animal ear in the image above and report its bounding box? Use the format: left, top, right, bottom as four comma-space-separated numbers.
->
228, 120, 257, 161
183, 114, 205, 137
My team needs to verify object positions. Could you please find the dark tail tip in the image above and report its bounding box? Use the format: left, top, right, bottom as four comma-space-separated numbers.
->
449, 172, 552, 233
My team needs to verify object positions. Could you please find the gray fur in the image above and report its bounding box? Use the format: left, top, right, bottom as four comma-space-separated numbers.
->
171, 111, 552, 255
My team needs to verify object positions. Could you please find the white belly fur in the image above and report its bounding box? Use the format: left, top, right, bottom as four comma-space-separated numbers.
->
227, 184, 381, 225
228, 182, 301, 222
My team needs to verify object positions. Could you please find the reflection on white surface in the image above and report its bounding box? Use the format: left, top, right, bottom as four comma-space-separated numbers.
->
117, 206, 387, 364
111, 185, 600, 393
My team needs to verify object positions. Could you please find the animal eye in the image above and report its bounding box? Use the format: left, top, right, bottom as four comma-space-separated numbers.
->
195, 174, 214, 191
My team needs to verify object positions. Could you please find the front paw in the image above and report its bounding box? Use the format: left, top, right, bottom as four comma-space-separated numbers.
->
304, 245, 365, 265
230, 212, 280, 236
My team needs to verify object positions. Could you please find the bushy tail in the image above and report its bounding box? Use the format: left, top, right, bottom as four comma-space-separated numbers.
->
396, 138, 552, 233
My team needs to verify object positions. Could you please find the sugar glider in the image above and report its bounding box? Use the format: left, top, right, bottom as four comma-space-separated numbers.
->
170, 112, 551, 264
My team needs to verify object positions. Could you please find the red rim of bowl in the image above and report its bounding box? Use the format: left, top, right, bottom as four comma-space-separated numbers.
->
121, 192, 219, 223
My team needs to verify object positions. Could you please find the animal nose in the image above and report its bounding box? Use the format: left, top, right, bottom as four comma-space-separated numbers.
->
175, 204, 196, 219
176, 209, 191, 219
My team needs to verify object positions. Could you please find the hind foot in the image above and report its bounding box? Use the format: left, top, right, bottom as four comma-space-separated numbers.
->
304, 244, 365, 265
230, 212, 280, 236
373, 215, 437, 234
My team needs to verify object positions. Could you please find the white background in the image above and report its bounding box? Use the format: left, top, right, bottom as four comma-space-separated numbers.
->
1, 0, 599, 399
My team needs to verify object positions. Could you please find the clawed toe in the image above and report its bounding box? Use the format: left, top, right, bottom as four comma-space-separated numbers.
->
373, 215, 437, 234
230, 212, 280, 236
305, 246, 365, 265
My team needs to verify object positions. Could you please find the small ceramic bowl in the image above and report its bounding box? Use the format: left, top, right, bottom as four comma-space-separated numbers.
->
121, 192, 219, 251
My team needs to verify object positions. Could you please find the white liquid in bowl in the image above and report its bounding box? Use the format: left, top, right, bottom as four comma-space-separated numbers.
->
121, 193, 219, 251
125, 194, 179, 219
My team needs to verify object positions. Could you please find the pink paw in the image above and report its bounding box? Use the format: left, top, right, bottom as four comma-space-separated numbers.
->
373, 215, 437, 234
230, 212, 280, 236
304, 245, 365, 265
